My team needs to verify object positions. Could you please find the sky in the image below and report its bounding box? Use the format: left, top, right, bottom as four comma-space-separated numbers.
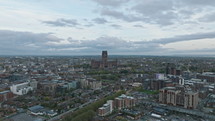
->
0, 0, 215, 56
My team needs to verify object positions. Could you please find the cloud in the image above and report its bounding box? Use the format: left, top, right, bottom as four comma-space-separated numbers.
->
42, 18, 79, 27
136, 31, 215, 45
98, 2, 177, 26
165, 48, 215, 56
0, 30, 214, 55
66, 36, 133, 50
181, 0, 215, 6
110, 24, 121, 29
133, 24, 144, 28
84, 24, 94, 27
100, 8, 143, 22
199, 12, 215, 23
92, 0, 129, 7
0, 30, 62, 55
94, 0, 215, 26
92, 18, 108, 24
0, 30, 164, 55
132, 0, 174, 16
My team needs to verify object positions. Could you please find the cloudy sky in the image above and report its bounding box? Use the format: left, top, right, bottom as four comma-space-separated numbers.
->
0, 0, 215, 56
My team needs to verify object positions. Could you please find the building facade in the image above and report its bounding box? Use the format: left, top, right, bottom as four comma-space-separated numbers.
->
0, 90, 14, 102
184, 92, 199, 109
114, 94, 136, 110
98, 95, 136, 116
159, 87, 199, 109
98, 100, 113, 116
10, 82, 34, 95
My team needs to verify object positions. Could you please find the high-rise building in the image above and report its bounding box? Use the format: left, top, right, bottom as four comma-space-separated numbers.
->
166, 90, 180, 106
114, 94, 136, 110
159, 87, 199, 109
159, 87, 176, 104
184, 91, 199, 109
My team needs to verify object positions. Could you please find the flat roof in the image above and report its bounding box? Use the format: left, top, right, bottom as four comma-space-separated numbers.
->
0, 90, 10, 94
9, 113, 43, 121
28, 105, 44, 112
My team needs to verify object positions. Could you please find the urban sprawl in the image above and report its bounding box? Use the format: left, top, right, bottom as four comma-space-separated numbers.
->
0, 51, 214, 121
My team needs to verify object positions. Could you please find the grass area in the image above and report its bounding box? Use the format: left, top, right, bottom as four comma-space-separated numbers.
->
101, 80, 115, 83
135, 87, 159, 95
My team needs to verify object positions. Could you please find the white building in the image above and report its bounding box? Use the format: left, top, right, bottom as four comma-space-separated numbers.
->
98, 100, 114, 116
179, 77, 184, 85
156, 73, 165, 80
10, 82, 33, 95
107, 100, 113, 112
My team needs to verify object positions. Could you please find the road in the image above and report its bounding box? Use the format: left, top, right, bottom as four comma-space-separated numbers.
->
140, 100, 215, 120
48, 92, 112, 121
47, 100, 94, 121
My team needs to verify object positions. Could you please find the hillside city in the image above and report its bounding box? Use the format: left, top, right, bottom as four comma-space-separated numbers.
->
0, 51, 214, 121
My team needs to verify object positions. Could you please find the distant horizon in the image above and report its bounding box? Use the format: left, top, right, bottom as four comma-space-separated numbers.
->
0, 54, 214, 58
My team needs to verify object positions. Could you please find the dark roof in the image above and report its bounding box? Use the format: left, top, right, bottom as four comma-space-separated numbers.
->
153, 107, 168, 114
28, 105, 44, 112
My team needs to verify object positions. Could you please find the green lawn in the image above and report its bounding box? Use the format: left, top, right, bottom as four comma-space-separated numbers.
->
135, 88, 159, 95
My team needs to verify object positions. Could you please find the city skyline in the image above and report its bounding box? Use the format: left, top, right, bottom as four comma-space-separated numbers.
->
0, 0, 215, 55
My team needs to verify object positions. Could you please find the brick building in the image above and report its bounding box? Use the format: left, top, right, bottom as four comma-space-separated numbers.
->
0, 90, 14, 102
159, 87, 199, 109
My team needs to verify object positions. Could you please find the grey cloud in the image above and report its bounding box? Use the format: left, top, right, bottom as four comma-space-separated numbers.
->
84, 24, 94, 27
131, 0, 178, 25
100, 9, 144, 22
96, 0, 215, 26
0, 30, 62, 55
136, 32, 215, 45
132, 0, 174, 16
42, 18, 79, 27
67, 36, 132, 50
92, 0, 129, 7
199, 12, 215, 22
1, 30, 214, 55
0, 30, 165, 55
181, 0, 215, 6
66, 36, 165, 55
133, 24, 144, 28
92, 18, 108, 24
99, 6, 177, 26
101, 9, 127, 19
110, 24, 121, 29
166, 48, 215, 56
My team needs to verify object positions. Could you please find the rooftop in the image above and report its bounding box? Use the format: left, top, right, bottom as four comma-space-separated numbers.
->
28, 105, 44, 112
9, 113, 43, 121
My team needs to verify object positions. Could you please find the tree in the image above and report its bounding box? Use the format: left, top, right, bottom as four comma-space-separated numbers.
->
63, 90, 125, 121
